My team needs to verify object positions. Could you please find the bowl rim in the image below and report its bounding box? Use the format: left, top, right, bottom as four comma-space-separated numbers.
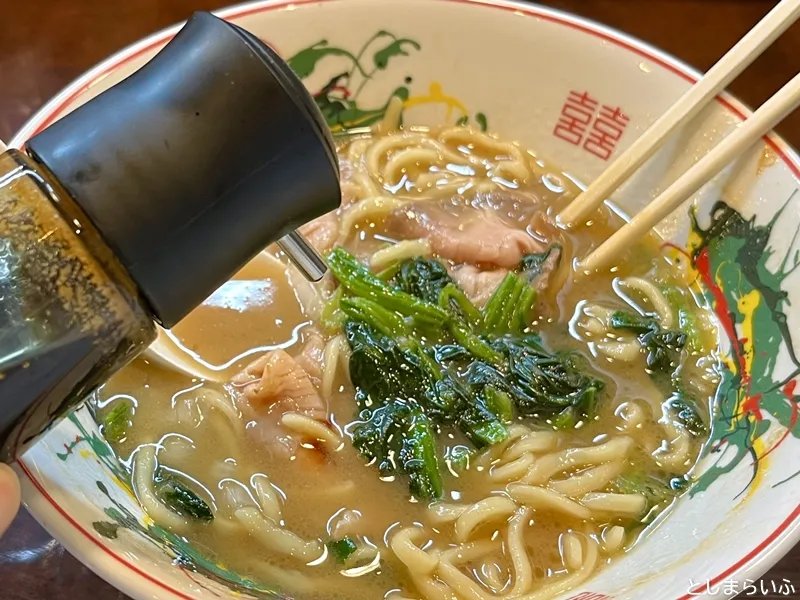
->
11, 1, 800, 599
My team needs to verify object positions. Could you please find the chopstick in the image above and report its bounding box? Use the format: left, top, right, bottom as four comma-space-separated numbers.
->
557, 0, 800, 229
580, 72, 800, 273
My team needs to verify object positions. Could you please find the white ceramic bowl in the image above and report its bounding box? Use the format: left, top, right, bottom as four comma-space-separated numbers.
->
10, 1, 800, 599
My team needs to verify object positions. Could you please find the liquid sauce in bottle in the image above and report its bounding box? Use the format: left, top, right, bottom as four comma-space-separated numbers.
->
0, 149, 154, 452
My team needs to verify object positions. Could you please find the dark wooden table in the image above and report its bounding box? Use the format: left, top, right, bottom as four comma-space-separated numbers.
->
0, 1, 798, 599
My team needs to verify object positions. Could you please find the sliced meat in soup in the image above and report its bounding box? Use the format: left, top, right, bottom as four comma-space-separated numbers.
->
449, 265, 508, 308
388, 206, 544, 268
231, 349, 326, 459
449, 245, 562, 311
294, 330, 325, 387
232, 349, 325, 418
299, 211, 339, 254
386, 191, 550, 269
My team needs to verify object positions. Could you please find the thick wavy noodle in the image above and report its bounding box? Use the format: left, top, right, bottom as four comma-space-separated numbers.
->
97, 101, 720, 600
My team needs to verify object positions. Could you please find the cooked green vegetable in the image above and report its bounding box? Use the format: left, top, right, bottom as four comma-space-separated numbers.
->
448, 321, 503, 364
608, 310, 706, 436
345, 320, 506, 448
613, 470, 690, 523
341, 296, 409, 339
677, 308, 702, 351
661, 285, 706, 352
666, 388, 707, 436
519, 244, 562, 281
155, 474, 214, 522
102, 401, 133, 444
514, 285, 537, 332
329, 249, 607, 498
643, 330, 687, 372
608, 310, 659, 334
483, 273, 536, 335
327, 248, 448, 324
614, 471, 671, 502
445, 445, 473, 473
327, 537, 358, 563
484, 385, 514, 423
490, 336, 603, 427
609, 310, 687, 373
392, 257, 453, 305
345, 320, 434, 411
439, 283, 483, 327
428, 377, 509, 447
321, 287, 346, 334
352, 400, 443, 500
483, 272, 515, 332
391, 258, 485, 328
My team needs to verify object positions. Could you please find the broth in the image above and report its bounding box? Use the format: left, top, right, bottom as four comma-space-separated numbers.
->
97, 115, 719, 600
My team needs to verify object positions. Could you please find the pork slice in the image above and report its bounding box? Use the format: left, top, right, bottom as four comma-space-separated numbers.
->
294, 331, 325, 387
231, 349, 326, 459
451, 244, 563, 312
299, 211, 339, 254
386, 199, 547, 269
449, 265, 508, 308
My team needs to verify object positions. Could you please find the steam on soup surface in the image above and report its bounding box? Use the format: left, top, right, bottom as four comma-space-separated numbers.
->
97, 108, 720, 600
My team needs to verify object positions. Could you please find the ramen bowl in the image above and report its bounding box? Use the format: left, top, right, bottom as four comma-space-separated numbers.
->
10, 1, 800, 599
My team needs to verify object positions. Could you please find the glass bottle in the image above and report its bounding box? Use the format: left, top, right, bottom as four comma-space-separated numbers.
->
0, 149, 155, 454
0, 11, 340, 456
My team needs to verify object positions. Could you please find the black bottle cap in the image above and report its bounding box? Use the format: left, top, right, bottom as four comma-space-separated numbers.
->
26, 12, 340, 328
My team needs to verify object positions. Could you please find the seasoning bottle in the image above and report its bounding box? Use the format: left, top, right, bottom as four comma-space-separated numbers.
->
0, 12, 340, 456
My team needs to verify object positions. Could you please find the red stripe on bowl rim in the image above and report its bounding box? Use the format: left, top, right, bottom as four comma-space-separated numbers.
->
12, 1, 800, 599
16, 459, 199, 600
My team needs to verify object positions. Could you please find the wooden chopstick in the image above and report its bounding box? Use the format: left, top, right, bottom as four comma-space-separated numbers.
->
557, 0, 800, 229
580, 72, 800, 273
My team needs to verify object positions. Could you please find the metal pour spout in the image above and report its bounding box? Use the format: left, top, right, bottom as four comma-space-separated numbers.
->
277, 230, 327, 282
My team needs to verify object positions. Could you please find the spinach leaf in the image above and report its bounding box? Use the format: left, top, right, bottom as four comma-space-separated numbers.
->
351, 400, 443, 500
102, 402, 133, 444
345, 320, 432, 411
483, 273, 536, 335
392, 258, 453, 305
609, 310, 687, 373
327, 248, 448, 324
519, 244, 562, 281
329, 249, 612, 499
613, 471, 690, 523
491, 336, 604, 427
327, 537, 358, 563
155, 475, 214, 522
665, 388, 707, 436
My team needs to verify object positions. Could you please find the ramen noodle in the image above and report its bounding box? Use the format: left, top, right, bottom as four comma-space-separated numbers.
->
97, 99, 720, 600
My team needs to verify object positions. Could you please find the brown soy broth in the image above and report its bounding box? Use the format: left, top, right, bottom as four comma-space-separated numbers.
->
101, 360, 433, 596
168, 253, 308, 373
97, 128, 717, 599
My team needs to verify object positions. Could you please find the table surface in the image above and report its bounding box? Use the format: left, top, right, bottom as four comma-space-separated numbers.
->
1, 1, 798, 599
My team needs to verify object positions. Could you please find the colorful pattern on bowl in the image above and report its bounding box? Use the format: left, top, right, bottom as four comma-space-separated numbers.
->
287, 31, 488, 133
689, 199, 800, 498
9, 2, 800, 600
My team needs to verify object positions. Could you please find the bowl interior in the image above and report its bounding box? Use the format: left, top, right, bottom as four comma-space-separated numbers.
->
11, 1, 800, 599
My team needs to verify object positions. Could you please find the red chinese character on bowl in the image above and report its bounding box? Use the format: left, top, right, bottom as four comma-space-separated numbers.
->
583, 105, 630, 160
553, 90, 599, 145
